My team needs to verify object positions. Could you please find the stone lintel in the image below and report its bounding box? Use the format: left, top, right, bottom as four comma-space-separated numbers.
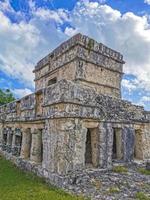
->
82, 120, 99, 128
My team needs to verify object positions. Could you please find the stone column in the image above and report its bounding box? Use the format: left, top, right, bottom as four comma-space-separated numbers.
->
2, 128, 7, 151
30, 129, 42, 163
11, 129, 16, 155
98, 122, 113, 169
20, 128, 31, 159
0, 126, 3, 149
6, 128, 12, 153
14, 128, 22, 156
122, 126, 135, 162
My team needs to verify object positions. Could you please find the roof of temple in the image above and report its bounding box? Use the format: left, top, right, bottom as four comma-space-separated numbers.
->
34, 33, 125, 72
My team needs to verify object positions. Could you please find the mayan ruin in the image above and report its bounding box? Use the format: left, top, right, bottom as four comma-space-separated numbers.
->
0, 33, 150, 190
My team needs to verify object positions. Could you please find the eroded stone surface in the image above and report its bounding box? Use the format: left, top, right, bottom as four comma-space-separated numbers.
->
64, 166, 150, 200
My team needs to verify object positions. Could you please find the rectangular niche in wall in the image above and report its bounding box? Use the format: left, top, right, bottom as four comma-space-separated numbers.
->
47, 77, 57, 86
16, 101, 21, 116
112, 128, 123, 160
3, 133, 7, 145
35, 92, 43, 117
85, 128, 98, 167
134, 129, 143, 160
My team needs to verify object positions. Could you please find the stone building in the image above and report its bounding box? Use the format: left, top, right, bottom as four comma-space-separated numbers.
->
0, 33, 150, 186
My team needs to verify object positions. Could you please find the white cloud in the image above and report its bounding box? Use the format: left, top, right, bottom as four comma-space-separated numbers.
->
12, 88, 33, 99
141, 96, 150, 101
139, 95, 150, 108
96, 0, 107, 3
0, 5, 67, 88
0, 11, 40, 87
64, 27, 78, 36
122, 79, 137, 93
11, 88, 33, 98
144, 0, 150, 5
0, 0, 13, 12
68, 1, 150, 93
34, 8, 69, 24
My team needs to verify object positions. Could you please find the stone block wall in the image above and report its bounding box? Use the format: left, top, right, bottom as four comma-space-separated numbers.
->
34, 34, 124, 98
142, 123, 150, 160
42, 118, 86, 175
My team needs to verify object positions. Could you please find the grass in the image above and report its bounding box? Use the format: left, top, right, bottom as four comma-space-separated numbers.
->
138, 168, 150, 175
136, 192, 150, 200
0, 156, 85, 200
107, 186, 120, 194
112, 166, 128, 173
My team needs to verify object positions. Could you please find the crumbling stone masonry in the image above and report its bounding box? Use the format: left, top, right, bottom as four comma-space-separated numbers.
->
0, 33, 150, 187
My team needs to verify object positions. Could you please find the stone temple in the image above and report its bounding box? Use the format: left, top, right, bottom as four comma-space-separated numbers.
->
0, 33, 150, 186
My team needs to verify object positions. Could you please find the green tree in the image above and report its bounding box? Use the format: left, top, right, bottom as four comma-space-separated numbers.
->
0, 89, 15, 105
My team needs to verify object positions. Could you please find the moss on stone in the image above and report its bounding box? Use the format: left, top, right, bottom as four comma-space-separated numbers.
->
87, 39, 94, 54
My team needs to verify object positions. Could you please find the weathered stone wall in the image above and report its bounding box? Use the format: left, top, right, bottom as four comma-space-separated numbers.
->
0, 79, 148, 123
0, 123, 3, 148
43, 79, 147, 122
75, 59, 122, 98
142, 123, 150, 160
35, 60, 77, 91
42, 118, 87, 175
41, 118, 115, 175
42, 118, 150, 175
34, 34, 123, 98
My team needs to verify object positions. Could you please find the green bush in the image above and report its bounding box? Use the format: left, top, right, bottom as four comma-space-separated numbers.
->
113, 166, 128, 173
107, 186, 120, 194
138, 168, 150, 175
136, 192, 150, 200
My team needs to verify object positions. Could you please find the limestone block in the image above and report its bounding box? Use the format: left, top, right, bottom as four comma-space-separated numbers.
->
30, 129, 42, 163
20, 128, 31, 159
122, 127, 135, 162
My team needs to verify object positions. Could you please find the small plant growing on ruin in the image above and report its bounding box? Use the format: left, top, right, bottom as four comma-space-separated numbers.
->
138, 168, 150, 175
91, 178, 102, 190
113, 166, 128, 173
107, 186, 120, 194
87, 39, 94, 54
136, 192, 150, 200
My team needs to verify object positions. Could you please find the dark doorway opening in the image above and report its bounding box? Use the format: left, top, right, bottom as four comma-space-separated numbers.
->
85, 129, 92, 165
112, 129, 117, 159
112, 128, 123, 161
85, 128, 98, 167
3, 134, 7, 145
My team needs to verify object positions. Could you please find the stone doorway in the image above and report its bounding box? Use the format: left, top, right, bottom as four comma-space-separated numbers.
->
134, 130, 143, 160
85, 128, 98, 167
2, 133, 7, 151
112, 128, 123, 160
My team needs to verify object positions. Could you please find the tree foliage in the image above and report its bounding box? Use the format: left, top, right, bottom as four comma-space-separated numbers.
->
0, 89, 15, 106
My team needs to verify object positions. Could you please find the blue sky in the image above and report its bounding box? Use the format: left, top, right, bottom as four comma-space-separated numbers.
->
0, 0, 150, 110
